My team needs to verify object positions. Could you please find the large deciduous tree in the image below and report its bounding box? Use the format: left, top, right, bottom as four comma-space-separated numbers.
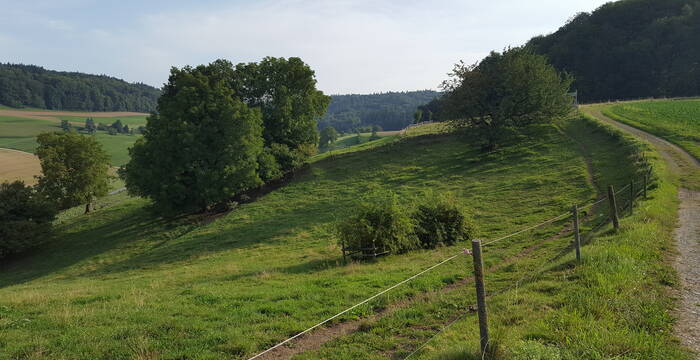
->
442, 47, 573, 150
230, 57, 330, 171
121, 61, 264, 213
35, 132, 110, 213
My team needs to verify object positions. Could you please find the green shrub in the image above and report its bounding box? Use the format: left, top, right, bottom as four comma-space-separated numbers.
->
337, 193, 418, 257
413, 194, 475, 248
257, 148, 283, 182
0, 181, 57, 259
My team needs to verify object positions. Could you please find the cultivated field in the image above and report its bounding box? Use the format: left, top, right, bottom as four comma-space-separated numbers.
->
0, 148, 41, 185
1, 116, 684, 359
602, 99, 700, 161
0, 113, 141, 166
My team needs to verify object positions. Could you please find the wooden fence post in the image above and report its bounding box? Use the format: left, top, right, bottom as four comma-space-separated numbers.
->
572, 205, 581, 261
629, 180, 635, 215
608, 185, 620, 230
471, 240, 489, 356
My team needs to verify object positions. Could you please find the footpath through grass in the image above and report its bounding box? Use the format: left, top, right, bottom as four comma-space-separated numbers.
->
0, 121, 598, 359
602, 99, 700, 161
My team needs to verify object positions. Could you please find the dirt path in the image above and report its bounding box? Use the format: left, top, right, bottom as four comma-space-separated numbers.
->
582, 105, 700, 356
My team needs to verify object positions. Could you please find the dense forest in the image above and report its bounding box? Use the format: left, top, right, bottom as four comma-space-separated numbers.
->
0, 64, 161, 112
319, 90, 439, 132
528, 0, 700, 103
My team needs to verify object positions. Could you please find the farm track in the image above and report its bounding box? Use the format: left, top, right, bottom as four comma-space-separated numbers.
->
582, 106, 700, 356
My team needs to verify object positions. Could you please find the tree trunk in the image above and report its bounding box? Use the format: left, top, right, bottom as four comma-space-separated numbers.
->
84, 201, 93, 214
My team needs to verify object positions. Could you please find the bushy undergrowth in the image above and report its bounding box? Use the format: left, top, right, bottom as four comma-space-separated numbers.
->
337, 193, 418, 256
0, 181, 57, 259
414, 194, 475, 248
338, 193, 475, 258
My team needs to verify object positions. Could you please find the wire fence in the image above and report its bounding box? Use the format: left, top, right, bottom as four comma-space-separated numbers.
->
246, 171, 653, 360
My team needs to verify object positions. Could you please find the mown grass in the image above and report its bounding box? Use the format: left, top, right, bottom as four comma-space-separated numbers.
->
0, 115, 139, 166
0, 120, 601, 359
384, 115, 690, 360
603, 99, 700, 161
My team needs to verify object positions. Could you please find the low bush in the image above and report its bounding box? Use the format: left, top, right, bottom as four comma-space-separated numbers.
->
337, 193, 418, 257
414, 194, 475, 248
0, 181, 57, 259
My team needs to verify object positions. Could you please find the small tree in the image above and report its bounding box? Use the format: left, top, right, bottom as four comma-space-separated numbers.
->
0, 181, 57, 259
413, 109, 423, 124
370, 125, 381, 140
111, 119, 124, 133
442, 47, 573, 150
123, 124, 130, 134
60, 119, 72, 132
319, 126, 339, 148
84, 117, 96, 133
36, 132, 110, 213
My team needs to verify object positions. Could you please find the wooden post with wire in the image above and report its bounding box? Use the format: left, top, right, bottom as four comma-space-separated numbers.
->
629, 180, 635, 215
608, 185, 620, 230
572, 205, 581, 261
471, 240, 489, 356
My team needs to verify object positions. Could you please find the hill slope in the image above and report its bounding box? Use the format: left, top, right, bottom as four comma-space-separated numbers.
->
528, 0, 700, 103
2, 117, 684, 359
0, 64, 161, 112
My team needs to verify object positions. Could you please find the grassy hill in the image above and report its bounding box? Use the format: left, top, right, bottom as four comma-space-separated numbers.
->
1, 114, 686, 359
601, 99, 700, 161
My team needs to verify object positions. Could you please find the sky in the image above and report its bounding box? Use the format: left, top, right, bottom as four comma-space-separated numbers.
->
0, 0, 611, 94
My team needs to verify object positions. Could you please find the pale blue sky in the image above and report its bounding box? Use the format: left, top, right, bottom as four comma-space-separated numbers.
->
0, 0, 611, 94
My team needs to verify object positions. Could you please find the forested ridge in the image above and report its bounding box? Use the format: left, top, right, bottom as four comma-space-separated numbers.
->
0, 63, 161, 112
319, 90, 439, 132
528, 0, 700, 103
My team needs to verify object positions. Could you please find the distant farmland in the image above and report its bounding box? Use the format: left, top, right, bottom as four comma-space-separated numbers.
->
0, 148, 41, 185
0, 109, 147, 166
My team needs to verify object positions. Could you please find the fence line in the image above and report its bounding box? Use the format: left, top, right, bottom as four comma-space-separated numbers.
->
246, 176, 648, 360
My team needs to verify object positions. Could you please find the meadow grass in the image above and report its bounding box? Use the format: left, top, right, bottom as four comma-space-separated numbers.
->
0, 120, 602, 359
603, 99, 700, 161
386, 115, 690, 360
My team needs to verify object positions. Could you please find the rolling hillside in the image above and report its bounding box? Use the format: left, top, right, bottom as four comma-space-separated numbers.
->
1, 115, 685, 359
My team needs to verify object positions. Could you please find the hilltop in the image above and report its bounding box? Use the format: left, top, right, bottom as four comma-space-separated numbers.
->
0, 64, 161, 112
528, 0, 700, 102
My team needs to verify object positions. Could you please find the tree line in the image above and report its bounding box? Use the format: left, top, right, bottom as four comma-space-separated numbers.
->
527, 0, 700, 103
0, 63, 161, 112
318, 90, 439, 133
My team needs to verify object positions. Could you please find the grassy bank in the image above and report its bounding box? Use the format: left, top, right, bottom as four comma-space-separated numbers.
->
0, 122, 598, 359
602, 99, 700, 161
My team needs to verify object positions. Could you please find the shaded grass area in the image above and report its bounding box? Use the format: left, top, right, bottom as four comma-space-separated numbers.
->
0, 122, 595, 359
378, 115, 690, 360
0, 115, 139, 166
603, 99, 700, 161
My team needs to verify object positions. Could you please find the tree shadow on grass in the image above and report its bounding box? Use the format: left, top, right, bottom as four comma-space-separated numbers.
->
0, 202, 177, 288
